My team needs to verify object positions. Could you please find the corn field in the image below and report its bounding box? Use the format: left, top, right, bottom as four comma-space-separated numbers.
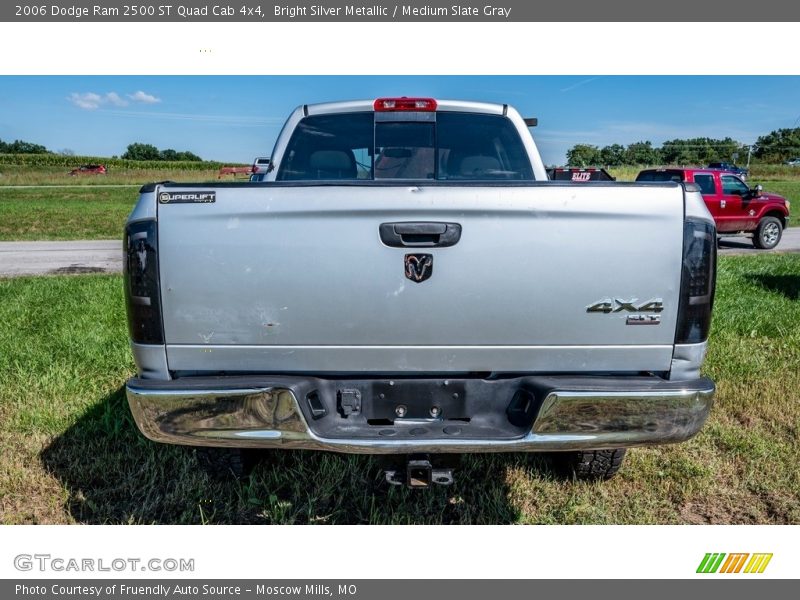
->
0, 153, 244, 170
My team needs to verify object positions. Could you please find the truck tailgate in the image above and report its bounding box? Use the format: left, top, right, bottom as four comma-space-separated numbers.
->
156, 183, 684, 373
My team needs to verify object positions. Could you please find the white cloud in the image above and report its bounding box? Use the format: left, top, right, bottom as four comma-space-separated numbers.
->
68, 91, 130, 110
68, 90, 160, 110
67, 92, 104, 110
128, 90, 161, 104
105, 92, 128, 107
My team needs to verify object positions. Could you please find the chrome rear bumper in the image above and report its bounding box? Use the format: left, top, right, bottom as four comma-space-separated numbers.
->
126, 375, 714, 454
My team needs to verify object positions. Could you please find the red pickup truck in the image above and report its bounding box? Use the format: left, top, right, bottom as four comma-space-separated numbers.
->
68, 164, 107, 176
636, 168, 791, 249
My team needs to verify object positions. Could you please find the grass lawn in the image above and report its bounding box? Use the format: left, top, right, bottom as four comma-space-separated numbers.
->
610, 165, 800, 182
750, 180, 800, 223
0, 167, 796, 242
0, 187, 136, 240
0, 254, 798, 524
0, 166, 222, 187
0, 166, 231, 241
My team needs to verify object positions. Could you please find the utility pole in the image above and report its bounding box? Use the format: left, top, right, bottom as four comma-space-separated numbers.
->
746, 145, 752, 169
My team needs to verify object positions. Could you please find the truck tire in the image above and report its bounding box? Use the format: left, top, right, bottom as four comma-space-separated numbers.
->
553, 448, 626, 480
753, 217, 782, 250
195, 447, 257, 479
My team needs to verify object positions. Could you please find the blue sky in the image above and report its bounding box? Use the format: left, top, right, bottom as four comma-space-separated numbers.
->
1, 76, 799, 164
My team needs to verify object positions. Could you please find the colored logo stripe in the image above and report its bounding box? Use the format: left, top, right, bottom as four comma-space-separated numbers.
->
697, 553, 726, 573
697, 553, 772, 574
720, 553, 749, 573
744, 553, 773, 573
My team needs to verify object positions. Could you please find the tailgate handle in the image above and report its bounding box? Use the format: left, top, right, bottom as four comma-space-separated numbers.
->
379, 222, 462, 248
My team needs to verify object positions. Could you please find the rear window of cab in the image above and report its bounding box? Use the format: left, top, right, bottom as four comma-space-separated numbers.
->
276, 111, 534, 181
635, 170, 686, 183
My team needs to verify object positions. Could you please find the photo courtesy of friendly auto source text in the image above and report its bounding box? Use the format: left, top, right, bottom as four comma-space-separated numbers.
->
0, 0, 799, 589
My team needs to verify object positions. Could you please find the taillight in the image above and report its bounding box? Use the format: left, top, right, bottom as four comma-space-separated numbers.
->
373, 97, 437, 112
124, 220, 164, 344
675, 218, 716, 344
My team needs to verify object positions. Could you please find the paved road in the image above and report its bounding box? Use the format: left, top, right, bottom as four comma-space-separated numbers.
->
1, 230, 799, 277
718, 227, 800, 256
0, 240, 122, 277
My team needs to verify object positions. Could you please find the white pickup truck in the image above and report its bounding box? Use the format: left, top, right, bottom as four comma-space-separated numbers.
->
124, 97, 716, 486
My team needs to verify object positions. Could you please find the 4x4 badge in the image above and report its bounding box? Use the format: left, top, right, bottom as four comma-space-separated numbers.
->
404, 254, 433, 283
586, 298, 664, 313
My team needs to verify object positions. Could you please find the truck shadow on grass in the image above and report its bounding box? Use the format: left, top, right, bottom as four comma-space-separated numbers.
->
718, 238, 756, 251
40, 385, 559, 524
745, 273, 800, 300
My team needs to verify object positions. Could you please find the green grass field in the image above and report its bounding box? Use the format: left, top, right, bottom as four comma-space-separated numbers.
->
0, 165, 223, 187
0, 165, 236, 241
0, 187, 136, 240
1, 254, 798, 524
750, 181, 800, 213
0, 166, 796, 242
0, 166, 244, 241
609, 165, 800, 182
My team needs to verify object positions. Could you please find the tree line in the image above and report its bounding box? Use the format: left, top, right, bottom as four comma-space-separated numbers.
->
566, 127, 800, 166
120, 143, 202, 162
0, 138, 204, 162
0, 138, 49, 154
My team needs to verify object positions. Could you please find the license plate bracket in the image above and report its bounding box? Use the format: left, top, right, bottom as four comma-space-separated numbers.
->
368, 380, 468, 421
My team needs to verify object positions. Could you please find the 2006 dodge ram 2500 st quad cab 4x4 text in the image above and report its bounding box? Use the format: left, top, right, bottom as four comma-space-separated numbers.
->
124, 98, 717, 486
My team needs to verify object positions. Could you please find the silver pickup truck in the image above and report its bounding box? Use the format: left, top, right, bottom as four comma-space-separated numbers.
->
124, 97, 716, 486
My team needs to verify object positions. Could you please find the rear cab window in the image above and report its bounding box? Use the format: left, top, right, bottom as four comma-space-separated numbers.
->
635, 170, 685, 183
277, 112, 374, 181
276, 111, 534, 181
692, 173, 717, 195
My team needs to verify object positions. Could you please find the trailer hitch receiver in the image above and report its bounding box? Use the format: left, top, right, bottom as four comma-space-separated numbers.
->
384, 454, 455, 488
